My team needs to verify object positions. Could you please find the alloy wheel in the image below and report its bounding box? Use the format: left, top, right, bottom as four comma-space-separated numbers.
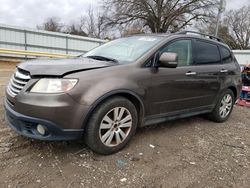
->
99, 107, 132, 147
219, 94, 233, 118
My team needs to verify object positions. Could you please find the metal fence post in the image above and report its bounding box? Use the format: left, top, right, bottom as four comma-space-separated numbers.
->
24, 30, 27, 59
66, 36, 68, 54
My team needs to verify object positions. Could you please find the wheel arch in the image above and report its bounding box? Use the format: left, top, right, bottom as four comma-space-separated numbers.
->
82, 90, 145, 129
228, 86, 237, 101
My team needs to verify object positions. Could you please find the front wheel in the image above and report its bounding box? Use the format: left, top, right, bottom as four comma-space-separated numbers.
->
84, 97, 138, 155
208, 89, 235, 122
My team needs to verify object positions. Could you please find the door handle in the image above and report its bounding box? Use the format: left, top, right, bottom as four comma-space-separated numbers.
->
220, 69, 228, 73
185, 71, 197, 76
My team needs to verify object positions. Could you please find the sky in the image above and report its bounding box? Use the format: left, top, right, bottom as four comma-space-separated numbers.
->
0, 0, 99, 28
0, 0, 249, 29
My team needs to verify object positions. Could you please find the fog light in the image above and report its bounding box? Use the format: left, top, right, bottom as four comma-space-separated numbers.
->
37, 124, 46, 135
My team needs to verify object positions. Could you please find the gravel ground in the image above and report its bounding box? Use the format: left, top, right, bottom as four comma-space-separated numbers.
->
0, 62, 250, 188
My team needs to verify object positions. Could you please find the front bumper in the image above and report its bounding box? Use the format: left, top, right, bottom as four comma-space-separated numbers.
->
4, 99, 84, 140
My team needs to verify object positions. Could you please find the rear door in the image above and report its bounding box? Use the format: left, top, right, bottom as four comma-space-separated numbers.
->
219, 45, 239, 79
192, 39, 222, 106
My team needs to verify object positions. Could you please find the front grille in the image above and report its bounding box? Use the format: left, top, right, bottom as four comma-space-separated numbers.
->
7, 68, 30, 97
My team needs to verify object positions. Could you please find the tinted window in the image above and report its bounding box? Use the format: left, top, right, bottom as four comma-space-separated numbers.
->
161, 40, 193, 66
195, 40, 220, 64
220, 46, 232, 63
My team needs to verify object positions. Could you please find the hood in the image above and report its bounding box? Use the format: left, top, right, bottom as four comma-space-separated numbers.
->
17, 57, 115, 76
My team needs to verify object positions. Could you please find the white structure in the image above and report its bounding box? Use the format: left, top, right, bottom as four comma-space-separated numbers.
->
0, 24, 105, 56
233, 50, 250, 65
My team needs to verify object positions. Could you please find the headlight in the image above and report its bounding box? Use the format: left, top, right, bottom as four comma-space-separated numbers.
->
30, 78, 78, 93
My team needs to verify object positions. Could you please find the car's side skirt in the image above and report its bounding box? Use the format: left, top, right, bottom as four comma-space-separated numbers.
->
142, 105, 215, 127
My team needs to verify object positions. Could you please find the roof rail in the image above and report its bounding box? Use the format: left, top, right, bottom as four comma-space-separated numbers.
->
177, 30, 224, 43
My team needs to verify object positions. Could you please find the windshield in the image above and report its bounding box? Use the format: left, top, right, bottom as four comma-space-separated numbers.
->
83, 36, 162, 64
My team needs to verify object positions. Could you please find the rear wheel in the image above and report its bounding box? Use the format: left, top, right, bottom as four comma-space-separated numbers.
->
84, 97, 138, 154
208, 89, 234, 122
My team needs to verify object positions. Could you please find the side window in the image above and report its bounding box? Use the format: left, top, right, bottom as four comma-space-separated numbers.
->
195, 40, 220, 64
161, 40, 193, 66
220, 46, 232, 63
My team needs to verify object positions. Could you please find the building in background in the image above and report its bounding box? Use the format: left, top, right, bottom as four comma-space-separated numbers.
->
0, 24, 105, 59
233, 50, 250, 65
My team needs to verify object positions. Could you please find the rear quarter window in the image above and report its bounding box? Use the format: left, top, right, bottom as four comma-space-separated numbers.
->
220, 46, 233, 63
195, 40, 221, 64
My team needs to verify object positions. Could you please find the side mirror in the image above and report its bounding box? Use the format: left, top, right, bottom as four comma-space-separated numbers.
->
159, 52, 178, 68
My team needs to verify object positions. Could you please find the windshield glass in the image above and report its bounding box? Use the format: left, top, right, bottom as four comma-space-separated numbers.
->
83, 36, 162, 64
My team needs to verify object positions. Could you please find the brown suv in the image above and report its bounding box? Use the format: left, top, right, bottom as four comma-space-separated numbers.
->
4, 31, 241, 154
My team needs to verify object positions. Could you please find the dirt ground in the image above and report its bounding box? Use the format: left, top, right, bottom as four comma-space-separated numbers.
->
0, 61, 250, 188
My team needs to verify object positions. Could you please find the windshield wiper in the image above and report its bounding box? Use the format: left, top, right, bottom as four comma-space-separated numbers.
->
86, 55, 118, 63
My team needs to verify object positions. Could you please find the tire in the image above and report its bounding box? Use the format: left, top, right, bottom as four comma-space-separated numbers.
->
84, 96, 138, 155
208, 89, 235, 123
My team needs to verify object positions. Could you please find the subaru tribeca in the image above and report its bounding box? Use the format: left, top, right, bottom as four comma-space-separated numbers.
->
4, 31, 241, 154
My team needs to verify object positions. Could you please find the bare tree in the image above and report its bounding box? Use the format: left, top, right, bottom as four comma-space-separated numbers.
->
37, 12, 108, 39
65, 23, 88, 36
120, 21, 145, 37
204, 26, 240, 49
197, 17, 240, 49
103, 0, 217, 33
81, 7, 108, 39
198, 5, 250, 50
37, 17, 63, 32
224, 6, 250, 49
